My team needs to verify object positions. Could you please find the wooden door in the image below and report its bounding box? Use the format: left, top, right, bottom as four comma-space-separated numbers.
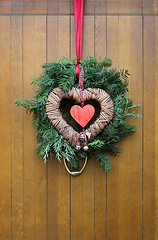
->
0, 1, 157, 239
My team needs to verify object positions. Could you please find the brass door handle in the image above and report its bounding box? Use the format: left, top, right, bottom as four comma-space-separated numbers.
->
63, 156, 87, 176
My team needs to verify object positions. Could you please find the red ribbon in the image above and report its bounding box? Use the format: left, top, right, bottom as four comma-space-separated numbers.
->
74, 0, 84, 80
79, 67, 84, 107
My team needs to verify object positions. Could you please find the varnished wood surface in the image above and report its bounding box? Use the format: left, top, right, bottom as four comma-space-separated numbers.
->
0, 0, 158, 15
0, 4, 157, 240
107, 16, 143, 240
0, 16, 11, 240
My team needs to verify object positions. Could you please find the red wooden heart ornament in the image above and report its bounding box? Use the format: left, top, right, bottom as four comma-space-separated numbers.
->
70, 104, 95, 128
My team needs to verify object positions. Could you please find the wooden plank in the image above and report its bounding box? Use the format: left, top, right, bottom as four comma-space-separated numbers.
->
35, 0, 47, 14
0, 16, 11, 240
107, 16, 121, 239
23, 16, 36, 239
94, 161, 107, 240
57, 16, 71, 240
0, 0, 12, 14
23, 0, 36, 14
107, 0, 141, 15
107, 16, 119, 69
82, 157, 95, 240
143, 16, 156, 240
155, 16, 158, 240
123, 16, 142, 240
47, 16, 58, 62
59, 0, 70, 14
82, 16, 94, 57
107, 0, 119, 15
11, 15, 23, 240
107, 16, 142, 239
58, 16, 70, 58
58, 162, 70, 240
47, 15, 59, 240
119, 0, 141, 14
94, 15, 107, 240
0, 0, 158, 15
95, 0, 106, 14
48, 0, 59, 15
142, 0, 158, 14
47, 158, 59, 240
24, 0, 47, 14
84, 0, 94, 14
70, 15, 76, 59
117, 16, 134, 240
71, 16, 95, 240
12, 0, 48, 14
118, 15, 142, 240
12, 0, 23, 14
94, 16, 106, 61
34, 16, 47, 240
71, 173, 83, 240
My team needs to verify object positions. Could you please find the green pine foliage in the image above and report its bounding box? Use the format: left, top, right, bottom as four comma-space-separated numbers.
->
15, 56, 142, 172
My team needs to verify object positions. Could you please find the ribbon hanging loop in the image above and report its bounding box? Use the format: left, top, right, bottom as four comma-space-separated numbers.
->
74, 0, 84, 79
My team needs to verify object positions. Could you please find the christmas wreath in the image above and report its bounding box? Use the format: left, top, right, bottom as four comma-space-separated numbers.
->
15, 56, 141, 172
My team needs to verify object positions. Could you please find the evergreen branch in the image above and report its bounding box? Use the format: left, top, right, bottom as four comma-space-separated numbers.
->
15, 56, 142, 172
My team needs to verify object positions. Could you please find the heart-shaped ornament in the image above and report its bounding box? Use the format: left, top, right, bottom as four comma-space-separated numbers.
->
46, 87, 114, 148
70, 104, 95, 128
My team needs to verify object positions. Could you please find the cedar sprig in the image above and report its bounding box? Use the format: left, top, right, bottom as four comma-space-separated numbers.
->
15, 56, 142, 171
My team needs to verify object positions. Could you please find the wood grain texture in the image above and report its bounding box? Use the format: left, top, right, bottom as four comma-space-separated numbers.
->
34, 16, 47, 240
143, 16, 156, 240
47, 15, 59, 240
47, 16, 58, 62
107, 16, 123, 240
118, 16, 142, 240
95, 0, 106, 14
155, 16, 158, 240
23, 16, 36, 239
107, 16, 143, 240
142, 0, 158, 14
35, 0, 47, 14
0, 16, 11, 240
107, 16, 119, 69
118, 0, 142, 14
0, 0, 12, 14
0, 0, 158, 15
23, 0, 36, 14
94, 15, 107, 240
71, 15, 76, 59
106, 20, 119, 239
59, 0, 70, 14
95, 16, 106, 62
12, 0, 23, 14
58, 15, 71, 240
84, 0, 94, 14
11, 16, 23, 240
127, 16, 142, 240
48, 0, 59, 15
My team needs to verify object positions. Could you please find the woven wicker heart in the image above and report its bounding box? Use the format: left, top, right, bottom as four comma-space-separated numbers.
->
46, 87, 114, 148
70, 104, 95, 128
